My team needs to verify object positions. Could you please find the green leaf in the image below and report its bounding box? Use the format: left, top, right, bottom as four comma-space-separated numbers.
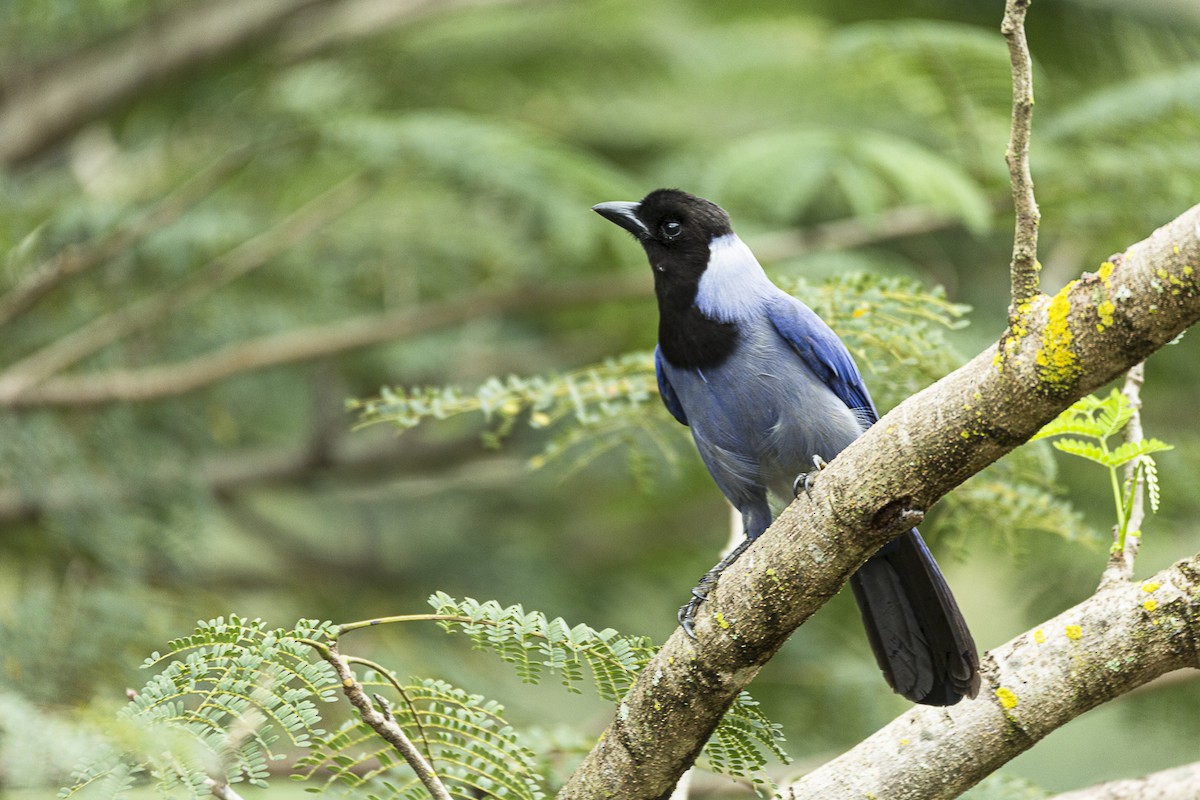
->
1049, 438, 1114, 467
1109, 438, 1173, 467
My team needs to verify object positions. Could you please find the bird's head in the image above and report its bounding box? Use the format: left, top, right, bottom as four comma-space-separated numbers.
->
593, 189, 733, 278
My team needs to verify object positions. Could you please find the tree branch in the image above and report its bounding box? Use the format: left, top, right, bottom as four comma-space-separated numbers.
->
558, 204, 1200, 799
781, 554, 1200, 798
0, 175, 366, 402
205, 778, 247, 800
0, 427, 493, 526
0, 274, 647, 409
1002, 0, 1042, 312
749, 205, 967, 264
0, 0, 520, 167
1049, 761, 1200, 800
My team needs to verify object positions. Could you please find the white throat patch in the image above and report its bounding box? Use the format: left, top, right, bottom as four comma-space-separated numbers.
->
694, 234, 774, 322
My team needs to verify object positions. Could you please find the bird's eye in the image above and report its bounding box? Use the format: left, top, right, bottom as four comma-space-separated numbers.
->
661, 220, 683, 240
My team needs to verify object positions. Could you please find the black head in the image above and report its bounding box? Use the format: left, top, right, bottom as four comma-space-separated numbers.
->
592, 189, 733, 278
593, 190, 742, 369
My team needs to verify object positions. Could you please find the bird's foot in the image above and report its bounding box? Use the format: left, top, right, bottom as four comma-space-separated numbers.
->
676, 537, 755, 639
678, 589, 709, 639
791, 454, 830, 499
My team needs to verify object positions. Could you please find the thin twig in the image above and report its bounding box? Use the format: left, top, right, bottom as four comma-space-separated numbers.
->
0, 429, 494, 525
0, 174, 366, 401
312, 641, 453, 800
0, 148, 250, 328
1099, 362, 1147, 588
343, 654, 438, 770
1001, 0, 1041, 315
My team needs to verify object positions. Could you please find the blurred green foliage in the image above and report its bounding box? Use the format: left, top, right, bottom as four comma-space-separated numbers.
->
2, 0, 1200, 796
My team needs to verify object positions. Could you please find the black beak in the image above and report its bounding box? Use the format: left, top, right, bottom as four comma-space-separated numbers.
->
592, 201, 649, 239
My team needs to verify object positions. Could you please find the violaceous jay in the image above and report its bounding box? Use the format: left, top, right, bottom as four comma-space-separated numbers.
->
593, 189, 979, 706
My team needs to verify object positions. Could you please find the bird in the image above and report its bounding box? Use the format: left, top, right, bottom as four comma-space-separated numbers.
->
592, 189, 980, 706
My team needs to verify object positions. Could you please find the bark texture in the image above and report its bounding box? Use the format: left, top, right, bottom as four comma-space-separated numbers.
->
558, 206, 1200, 799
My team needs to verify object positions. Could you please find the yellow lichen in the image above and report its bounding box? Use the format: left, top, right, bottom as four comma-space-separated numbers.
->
1098, 260, 1115, 281
1065, 624, 1082, 640
1096, 299, 1115, 332
1143, 599, 1158, 612
1036, 282, 1082, 390
1142, 581, 1161, 593
996, 687, 1019, 709
714, 612, 730, 630
1033, 628, 1046, 644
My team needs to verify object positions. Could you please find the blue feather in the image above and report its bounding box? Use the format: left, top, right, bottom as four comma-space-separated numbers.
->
765, 294, 878, 428
655, 345, 688, 426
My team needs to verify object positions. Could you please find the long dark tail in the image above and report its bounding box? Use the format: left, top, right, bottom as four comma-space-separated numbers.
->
850, 528, 980, 706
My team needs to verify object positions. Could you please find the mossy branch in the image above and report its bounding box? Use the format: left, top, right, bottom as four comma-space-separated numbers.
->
783, 553, 1200, 798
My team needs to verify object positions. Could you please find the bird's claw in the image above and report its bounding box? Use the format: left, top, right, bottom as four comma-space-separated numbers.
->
791, 454, 829, 499
678, 590, 707, 639
676, 536, 753, 639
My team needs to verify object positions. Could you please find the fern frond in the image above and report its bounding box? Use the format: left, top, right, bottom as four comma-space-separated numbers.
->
1049, 438, 1114, 467
1092, 390, 1135, 439
428, 593, 653, 700
62, 618, 340, 799
352, 351, 659, 442
1034, 390, 1138, 444
1031, 395, 1107, 441
297, 675, 545, 800
426, 593, 789, 789
1108, 438, 1173, 468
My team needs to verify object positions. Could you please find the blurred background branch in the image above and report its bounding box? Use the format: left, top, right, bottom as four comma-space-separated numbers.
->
0, 0, 513, 166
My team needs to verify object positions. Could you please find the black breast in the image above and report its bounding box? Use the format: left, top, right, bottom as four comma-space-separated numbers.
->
656, 289, 739, 370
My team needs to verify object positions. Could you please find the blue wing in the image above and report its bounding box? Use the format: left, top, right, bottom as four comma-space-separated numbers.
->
766, 294, 878, 426
654, 345, 688, 426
